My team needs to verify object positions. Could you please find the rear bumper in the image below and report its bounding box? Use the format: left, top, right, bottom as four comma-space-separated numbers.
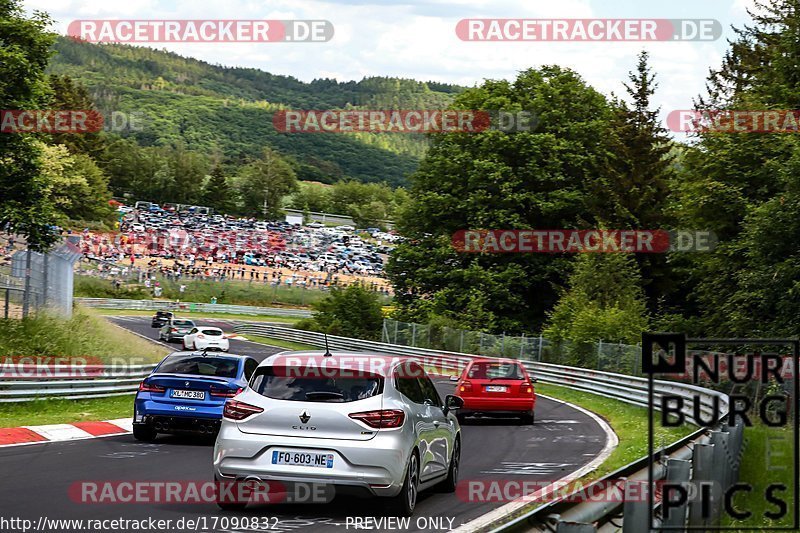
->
213, 422, 409, 497
460, 396, 535, 412
194, 339, 230, 351
135, 396, 225, 422
138, 415, 220, 434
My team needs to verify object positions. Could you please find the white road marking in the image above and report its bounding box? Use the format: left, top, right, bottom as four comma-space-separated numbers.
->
451, 393, 619, 533
23, 424, 93, 441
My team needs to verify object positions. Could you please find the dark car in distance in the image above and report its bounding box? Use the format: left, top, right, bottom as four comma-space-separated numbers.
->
151, 310, 174, 328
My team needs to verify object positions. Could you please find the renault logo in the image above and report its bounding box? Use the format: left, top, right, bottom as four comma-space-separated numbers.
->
299, 410, 311, 424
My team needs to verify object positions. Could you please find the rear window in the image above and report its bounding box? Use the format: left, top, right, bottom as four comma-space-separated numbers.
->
251, 367, 383, 403
172, 320, 194, 327
467, 362, 526, 380
156, 355, 239, 378
201, 329, 223, 336
155, 311, 172, 318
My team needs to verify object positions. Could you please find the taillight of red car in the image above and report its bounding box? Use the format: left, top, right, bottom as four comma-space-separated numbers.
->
349, 409, 405, 429
223, 399, 264, 420
459, 380, 473, 393
138, 381, 165, 393
521, 381, 533, 394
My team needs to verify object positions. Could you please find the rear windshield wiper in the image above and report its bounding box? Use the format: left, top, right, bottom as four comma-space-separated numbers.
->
304, 391, 345, 401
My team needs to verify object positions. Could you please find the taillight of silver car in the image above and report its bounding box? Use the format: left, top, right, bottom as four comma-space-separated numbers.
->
349, 409, 405, 429
223, 399, 264, 420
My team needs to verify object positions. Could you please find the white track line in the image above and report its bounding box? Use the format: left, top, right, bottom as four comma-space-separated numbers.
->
452, 393, 618, 532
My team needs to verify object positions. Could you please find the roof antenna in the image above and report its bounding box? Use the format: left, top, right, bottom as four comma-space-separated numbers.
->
323, 334, 332, 357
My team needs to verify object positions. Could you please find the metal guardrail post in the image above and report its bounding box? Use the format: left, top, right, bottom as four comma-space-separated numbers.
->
42, 252, 49, 309
718, 427, 733, 494
4, 288, 9, 319
729, 420, 744, 484
662, 458, 691, 529
709, 430, 731, 525
556, 522, 596, 532
688, 443, 715, 528
22, 249, 31, 318
623, 480, 650, 533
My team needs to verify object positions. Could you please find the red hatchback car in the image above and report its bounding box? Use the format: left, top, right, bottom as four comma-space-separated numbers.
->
452, 358, 536, 424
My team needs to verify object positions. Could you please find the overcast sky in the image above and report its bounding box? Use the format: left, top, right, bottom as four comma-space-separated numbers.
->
26, 0, 758, 129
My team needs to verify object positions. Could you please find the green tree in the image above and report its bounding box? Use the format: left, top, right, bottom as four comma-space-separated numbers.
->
605, 51, 677, 313
47, 74, 106, 158
166, 146, 208, 204
236, 147, 298, 218
543, 253, 649, 346
0, 0, 59, 250
300, 284, 384, 340
387, 66, 621, 332
38, 142, 114, 222
670, 0, 800, 335
202, 164, 234, 213
288, 181, 332, 213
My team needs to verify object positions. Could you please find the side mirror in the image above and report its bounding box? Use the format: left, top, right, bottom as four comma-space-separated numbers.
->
449, 375, 459, 382
531, 377, 538, 383
443, 394, 464, 415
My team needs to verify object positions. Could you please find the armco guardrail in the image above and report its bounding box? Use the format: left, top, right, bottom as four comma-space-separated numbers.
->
75, 297, 312, 317
233, 324, 734, 531
232, 324, 728, 423
0, 364, 157, 402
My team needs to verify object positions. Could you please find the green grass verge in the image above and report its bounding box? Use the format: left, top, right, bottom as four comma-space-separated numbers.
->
0, 307, 167, 363
722, 423, 794, 530
91, 308, 301, 324
75, 275, 392, 308
536, 383, 697, 480
0, 395, 134, 428
239, 334, 318, 351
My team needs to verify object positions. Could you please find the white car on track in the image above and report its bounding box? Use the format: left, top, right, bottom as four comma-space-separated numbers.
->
182, 326, 230, 352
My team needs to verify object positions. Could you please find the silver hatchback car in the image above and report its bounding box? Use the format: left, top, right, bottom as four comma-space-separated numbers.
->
213, 351, 463, 515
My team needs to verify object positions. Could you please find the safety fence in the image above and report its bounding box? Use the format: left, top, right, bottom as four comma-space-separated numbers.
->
383, 318, 644, 375
1, 240, 82, 318
74, 297, 312, 317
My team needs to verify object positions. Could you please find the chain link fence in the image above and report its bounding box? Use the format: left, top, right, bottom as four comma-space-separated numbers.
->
0, 239, 81, 319
382, 318, 644, 376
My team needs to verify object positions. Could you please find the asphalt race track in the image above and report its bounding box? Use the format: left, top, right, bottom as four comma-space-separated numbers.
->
106, 316, 289, 361
0, 317, 611, 533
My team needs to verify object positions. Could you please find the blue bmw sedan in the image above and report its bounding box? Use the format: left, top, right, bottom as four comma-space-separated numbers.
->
133, 351, 259, 441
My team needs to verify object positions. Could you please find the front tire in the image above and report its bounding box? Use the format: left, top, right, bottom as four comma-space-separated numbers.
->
133, 423, 156, 442
388, 452, 419, 516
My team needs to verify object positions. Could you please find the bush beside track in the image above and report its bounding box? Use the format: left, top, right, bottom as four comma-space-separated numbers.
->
0, 307, 167, 362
